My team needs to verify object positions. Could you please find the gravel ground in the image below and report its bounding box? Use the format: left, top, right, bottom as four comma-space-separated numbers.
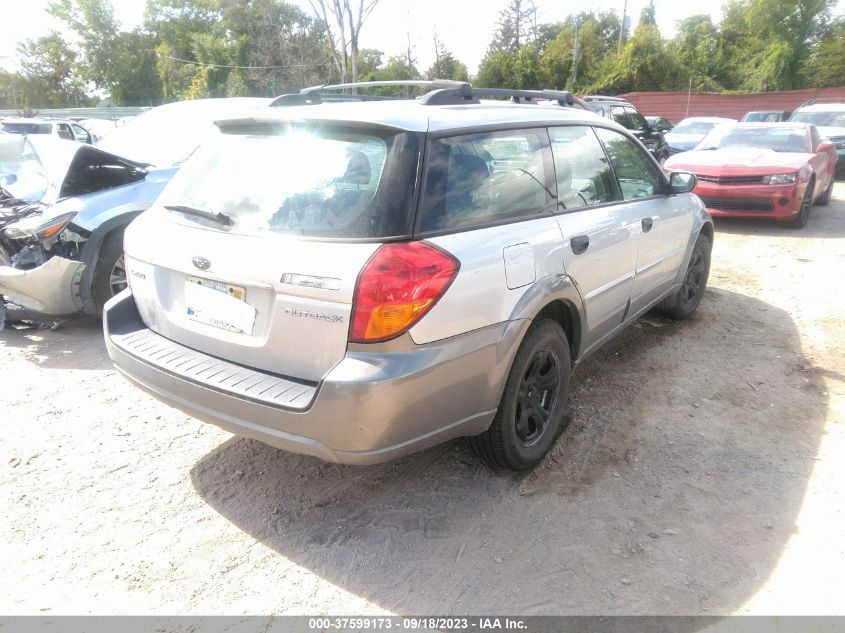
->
2, 187, 844, 616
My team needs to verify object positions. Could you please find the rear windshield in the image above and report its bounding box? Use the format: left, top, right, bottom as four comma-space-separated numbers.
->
1, 122, 52, 135
158, 124, 421, 239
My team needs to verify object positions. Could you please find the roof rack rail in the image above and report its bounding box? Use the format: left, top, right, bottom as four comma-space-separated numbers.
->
271, 80, 584, 109
270, 80, 469, 106
580, 95, 630, 103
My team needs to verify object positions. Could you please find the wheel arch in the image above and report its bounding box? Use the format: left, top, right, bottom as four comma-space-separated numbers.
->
78, 211, 144, 313
508, 273, 586, 365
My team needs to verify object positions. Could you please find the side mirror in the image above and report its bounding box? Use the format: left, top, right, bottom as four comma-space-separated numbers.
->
668, 172, 697, 194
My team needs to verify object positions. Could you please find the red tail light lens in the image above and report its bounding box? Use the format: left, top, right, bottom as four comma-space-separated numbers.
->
350, 242, 460, 343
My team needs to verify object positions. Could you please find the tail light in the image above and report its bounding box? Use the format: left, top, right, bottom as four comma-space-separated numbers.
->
350, 242, 459, 343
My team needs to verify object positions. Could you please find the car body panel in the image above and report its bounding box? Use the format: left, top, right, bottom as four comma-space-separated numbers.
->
105, 97, 712, 465
0, 255, 84, 315
665, 138, 836, 220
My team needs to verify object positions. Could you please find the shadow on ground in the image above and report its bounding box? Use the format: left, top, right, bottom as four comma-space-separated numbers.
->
0, 315, 108, 370
191, 288, 827, 616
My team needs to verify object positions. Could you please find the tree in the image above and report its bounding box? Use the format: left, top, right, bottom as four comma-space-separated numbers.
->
669, 15, 726, 91
307, 0, 379, 83
488, 0, 538, 53
804, 19, 845, 87
538, 12, 621, 91
589, 20, 681, 93
14, 33, 90, 107
425, 37, 469, 82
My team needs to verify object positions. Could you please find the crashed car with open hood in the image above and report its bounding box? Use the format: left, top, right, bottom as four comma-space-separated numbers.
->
0, 98, 270, 322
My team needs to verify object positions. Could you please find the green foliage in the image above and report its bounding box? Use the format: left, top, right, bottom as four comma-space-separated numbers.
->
588, 23, 681, 93
804, 20, 845, 87
426, 43, 469, 82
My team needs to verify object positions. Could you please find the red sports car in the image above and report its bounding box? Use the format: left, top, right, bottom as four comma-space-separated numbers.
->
664, 122, 837, 228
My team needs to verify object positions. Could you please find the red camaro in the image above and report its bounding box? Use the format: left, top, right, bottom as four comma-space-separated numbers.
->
664, 122, 837, 228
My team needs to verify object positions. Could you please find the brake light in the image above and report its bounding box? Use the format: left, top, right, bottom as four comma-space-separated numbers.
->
350, 242, 459, 343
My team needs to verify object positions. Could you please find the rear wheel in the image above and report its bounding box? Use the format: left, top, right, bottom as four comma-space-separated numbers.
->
658, 233, 711, 320
469, 319, 571, 471
92, 228, 127, 312
788, 179, 814, 229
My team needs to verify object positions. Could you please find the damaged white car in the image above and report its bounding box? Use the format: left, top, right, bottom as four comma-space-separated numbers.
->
0, 98, 269, 324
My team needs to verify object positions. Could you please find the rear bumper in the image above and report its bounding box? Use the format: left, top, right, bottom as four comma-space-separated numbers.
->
694, 182, 802, 220
104, 290, 526, 465
0, 256, 85, 316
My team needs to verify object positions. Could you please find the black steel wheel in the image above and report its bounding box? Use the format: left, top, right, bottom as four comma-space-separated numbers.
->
658, 232, 712, 320
469, 319, 571, 471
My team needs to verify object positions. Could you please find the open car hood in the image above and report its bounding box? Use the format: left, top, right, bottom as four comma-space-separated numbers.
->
0, 135, 148, 205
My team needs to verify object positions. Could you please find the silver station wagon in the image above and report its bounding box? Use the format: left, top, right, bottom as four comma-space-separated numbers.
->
104, 81, 712, 470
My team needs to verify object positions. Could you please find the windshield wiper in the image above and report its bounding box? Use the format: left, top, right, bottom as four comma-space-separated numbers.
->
164, 204, 233, 227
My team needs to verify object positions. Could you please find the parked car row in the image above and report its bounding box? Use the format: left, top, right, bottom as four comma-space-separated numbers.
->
2, 83, 837, 471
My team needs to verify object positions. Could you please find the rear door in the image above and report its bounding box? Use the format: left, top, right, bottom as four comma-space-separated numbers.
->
594, 127, 693, 316
548, 125, 639, 351
411, 127, 566, 344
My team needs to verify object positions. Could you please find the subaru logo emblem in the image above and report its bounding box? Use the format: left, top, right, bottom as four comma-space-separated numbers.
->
192, 256, 211, 271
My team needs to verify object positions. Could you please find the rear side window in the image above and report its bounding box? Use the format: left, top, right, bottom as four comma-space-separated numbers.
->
549, 126, 620, 209
417, 128, 553, 233
1, 122, 52, 134
159, 125, 421, 239
595, 127, 665, 200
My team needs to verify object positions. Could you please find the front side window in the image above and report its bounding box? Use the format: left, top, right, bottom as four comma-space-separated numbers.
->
56, 124, 74, 140
549, 126, 620, 210
417, 128, 552, 233
611, 106, 633, 129
595, 127, 665, 200
625, 108, 649, 131
159, 124, 421, 239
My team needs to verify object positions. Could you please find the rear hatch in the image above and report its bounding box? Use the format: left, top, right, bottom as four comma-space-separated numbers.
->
124, 119, 421, 382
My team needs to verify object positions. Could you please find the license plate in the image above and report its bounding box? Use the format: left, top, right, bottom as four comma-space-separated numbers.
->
185, 277, 255, 334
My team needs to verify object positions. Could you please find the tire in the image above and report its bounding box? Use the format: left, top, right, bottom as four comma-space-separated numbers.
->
91, 228, 127, 312
815, 176, 833, 206
657, 232, 712, 320
788, 179, 814, 229
469, 319, 571, 471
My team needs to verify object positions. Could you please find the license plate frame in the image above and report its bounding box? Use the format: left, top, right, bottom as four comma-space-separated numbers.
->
184, 277, 255, 334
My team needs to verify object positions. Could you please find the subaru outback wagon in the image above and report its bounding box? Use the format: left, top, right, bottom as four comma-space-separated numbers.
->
104, 81, 712, 471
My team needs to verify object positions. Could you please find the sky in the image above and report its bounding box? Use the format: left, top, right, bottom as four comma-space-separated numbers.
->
2, 0, 844, 76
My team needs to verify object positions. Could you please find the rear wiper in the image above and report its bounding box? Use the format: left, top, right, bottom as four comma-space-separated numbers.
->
164, 204, 233, 226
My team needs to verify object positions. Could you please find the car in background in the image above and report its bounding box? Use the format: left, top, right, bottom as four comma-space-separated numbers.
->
0, 98, 269, 321
664, 122, 836, 228
789, 101, 845, 178
664, 117, 735, 155
581, 96, 671, 163
645, 115, 672, 132
104, 81, 711, 471
0, 118, 93, 144
741, 110, 791, 123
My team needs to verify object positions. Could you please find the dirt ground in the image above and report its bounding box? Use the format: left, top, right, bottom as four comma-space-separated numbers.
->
2, 187, 844, 616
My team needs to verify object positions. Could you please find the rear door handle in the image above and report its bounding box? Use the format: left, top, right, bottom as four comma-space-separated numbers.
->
570, 235, 590, 254
642, 217, 654, 232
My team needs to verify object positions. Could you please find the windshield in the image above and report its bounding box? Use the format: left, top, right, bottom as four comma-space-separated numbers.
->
697, 126, 808, 152
97, 99, 267, 166
790, 110, 845, 127
671, 121, 720, 135
157, 125, 421, 239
